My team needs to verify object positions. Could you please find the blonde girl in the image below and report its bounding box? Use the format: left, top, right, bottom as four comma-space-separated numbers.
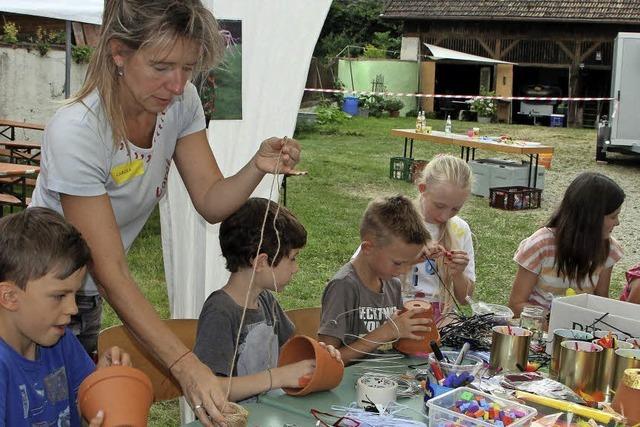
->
410, 154, 475, 322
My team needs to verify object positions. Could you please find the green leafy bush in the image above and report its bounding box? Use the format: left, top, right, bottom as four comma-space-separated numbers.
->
383, 97, 404, 112
316, 105, 347, 125
363, 44, 386, 59
71, 46, 94, 64
2, 22, 19, 44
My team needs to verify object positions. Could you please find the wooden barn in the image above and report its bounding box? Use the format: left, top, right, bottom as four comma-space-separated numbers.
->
381, 0, 640, 127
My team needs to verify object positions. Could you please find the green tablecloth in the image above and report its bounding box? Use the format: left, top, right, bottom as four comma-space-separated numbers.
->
186, 355, 429, 426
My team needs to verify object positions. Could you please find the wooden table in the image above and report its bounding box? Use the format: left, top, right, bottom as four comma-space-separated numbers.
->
0, 162, 40, 213
0, 119, 45, 141
0, 140, 41, 165
391, 129, 554, 188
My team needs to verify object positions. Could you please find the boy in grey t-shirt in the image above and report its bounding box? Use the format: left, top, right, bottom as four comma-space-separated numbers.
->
318, 195, 433, 365
194, 198, 341, 402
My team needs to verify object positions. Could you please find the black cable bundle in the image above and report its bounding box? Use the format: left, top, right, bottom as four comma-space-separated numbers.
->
439, 313, 497, 351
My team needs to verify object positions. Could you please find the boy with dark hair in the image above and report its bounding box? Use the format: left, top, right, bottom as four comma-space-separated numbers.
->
318, 195, 433, 365
194, 198, 340, 402
0, 208, 129, 426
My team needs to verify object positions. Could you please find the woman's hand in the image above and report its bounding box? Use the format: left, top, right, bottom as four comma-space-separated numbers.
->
171, 352, 228, 427
96, 346, 131, 369
253, 137, 301, 174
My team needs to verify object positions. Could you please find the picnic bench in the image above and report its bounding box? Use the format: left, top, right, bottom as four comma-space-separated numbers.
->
0, 119, 45, 141
0, 162, 40, 216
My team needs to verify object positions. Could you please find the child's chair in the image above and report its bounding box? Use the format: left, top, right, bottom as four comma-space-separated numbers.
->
97, 319, 198, 401
284, 307, 321, 340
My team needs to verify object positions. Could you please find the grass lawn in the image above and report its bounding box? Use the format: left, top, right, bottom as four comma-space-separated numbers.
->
108, 115, 639, 425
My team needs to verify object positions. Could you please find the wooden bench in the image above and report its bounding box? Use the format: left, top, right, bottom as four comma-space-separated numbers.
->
0, 140, 41, 165
0, 119, 45, 141
0, 163, 39, 217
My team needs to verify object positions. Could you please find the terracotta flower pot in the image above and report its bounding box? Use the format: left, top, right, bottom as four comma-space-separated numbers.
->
393, 300, 440, 355
277, 335, 344, 396
612, 368, 640, 425
78, 365, 153, 427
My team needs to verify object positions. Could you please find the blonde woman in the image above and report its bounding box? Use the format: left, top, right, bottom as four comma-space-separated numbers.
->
30, 1, 299, 424
410, 154, 475, 322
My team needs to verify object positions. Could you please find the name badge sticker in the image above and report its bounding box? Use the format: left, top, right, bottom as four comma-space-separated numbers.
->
110, 159, 145, 185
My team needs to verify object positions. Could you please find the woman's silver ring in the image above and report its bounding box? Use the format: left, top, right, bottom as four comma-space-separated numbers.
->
194, 404, 203, 410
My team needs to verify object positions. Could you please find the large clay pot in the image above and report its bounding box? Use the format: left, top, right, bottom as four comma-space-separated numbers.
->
393, 300, 440, 355
278, 335, 344, 396
612, 368, 640, 425
78, 365, 153, 427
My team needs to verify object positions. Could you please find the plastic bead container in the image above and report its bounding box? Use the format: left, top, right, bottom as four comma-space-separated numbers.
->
427, 387, 537, 427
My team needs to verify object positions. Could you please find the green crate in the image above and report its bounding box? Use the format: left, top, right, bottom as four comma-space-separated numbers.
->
389, 157, 413, 181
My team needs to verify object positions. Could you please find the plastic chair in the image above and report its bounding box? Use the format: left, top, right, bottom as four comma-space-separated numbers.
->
285, 307, 321, 340
97, 319, 198, 402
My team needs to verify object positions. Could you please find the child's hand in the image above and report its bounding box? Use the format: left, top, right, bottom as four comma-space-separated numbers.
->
415, 243, 446, 264
97, 346, 132, 369
389, 308, 432, 340
318, 341, 343, 365
88, 409, 104, 426
275, 359, 316, 389
444, 250, 469, 277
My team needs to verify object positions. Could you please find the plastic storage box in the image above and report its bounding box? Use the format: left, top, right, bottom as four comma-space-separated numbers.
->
469, 159, 545, 197
427, 387, 537, 427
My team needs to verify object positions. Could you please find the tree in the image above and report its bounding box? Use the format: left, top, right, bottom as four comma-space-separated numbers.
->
313, 0, 401, 61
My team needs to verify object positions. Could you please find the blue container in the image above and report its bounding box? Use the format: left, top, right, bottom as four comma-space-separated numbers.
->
342, 96, 359, 116
550, 114, 565, 127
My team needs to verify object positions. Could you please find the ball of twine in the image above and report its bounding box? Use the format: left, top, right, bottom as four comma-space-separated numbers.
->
223, 401, 249, 427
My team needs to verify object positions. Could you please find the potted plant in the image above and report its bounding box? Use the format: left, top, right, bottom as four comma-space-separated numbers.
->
384, 97, 404, 117
358, 95, 371, 117
470, 87, 496, 123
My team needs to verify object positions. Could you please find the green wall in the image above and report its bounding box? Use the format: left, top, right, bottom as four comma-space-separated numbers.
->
338, 59, 418, 116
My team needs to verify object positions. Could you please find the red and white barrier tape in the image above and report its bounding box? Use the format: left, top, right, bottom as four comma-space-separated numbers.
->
304, 88, 614, 102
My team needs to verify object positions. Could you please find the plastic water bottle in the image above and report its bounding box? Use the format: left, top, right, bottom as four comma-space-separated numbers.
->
445, 115, 452, 134
415, 111, 423, 133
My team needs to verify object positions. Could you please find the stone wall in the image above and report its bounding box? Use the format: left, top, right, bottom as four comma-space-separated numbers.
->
0, 45, 88, 140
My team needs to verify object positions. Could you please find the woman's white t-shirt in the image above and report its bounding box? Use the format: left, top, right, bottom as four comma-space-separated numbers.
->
31, 83, 206, 295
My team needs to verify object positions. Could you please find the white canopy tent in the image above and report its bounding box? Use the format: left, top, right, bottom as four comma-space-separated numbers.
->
0, 0, 103, 97
0, 0, 102, 24
424, 43, 514, 65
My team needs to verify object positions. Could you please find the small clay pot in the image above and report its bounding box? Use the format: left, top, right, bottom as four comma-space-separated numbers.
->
277, 335, 344, 396
393, 300, 440, 355
78, 365, 153, 427
612, 368, 640, 425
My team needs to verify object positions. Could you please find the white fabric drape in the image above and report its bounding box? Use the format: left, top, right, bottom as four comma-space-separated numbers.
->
159, 0, 332, 422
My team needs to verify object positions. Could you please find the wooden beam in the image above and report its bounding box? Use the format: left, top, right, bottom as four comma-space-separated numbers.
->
499, 40, 520, 59
476, 38, 495, 58
580, 41, 602, 62
556, 41, 574, 61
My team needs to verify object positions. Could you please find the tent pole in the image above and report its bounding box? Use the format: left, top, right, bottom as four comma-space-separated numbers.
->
65, 20, 71, 99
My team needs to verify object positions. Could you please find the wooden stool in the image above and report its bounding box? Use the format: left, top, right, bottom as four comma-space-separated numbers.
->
281, 170, 308, 206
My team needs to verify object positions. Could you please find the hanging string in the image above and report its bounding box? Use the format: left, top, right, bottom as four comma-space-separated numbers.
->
225, 137, 288, 401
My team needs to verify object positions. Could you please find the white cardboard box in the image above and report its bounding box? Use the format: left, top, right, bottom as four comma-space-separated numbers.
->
546, 294, 640, 353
